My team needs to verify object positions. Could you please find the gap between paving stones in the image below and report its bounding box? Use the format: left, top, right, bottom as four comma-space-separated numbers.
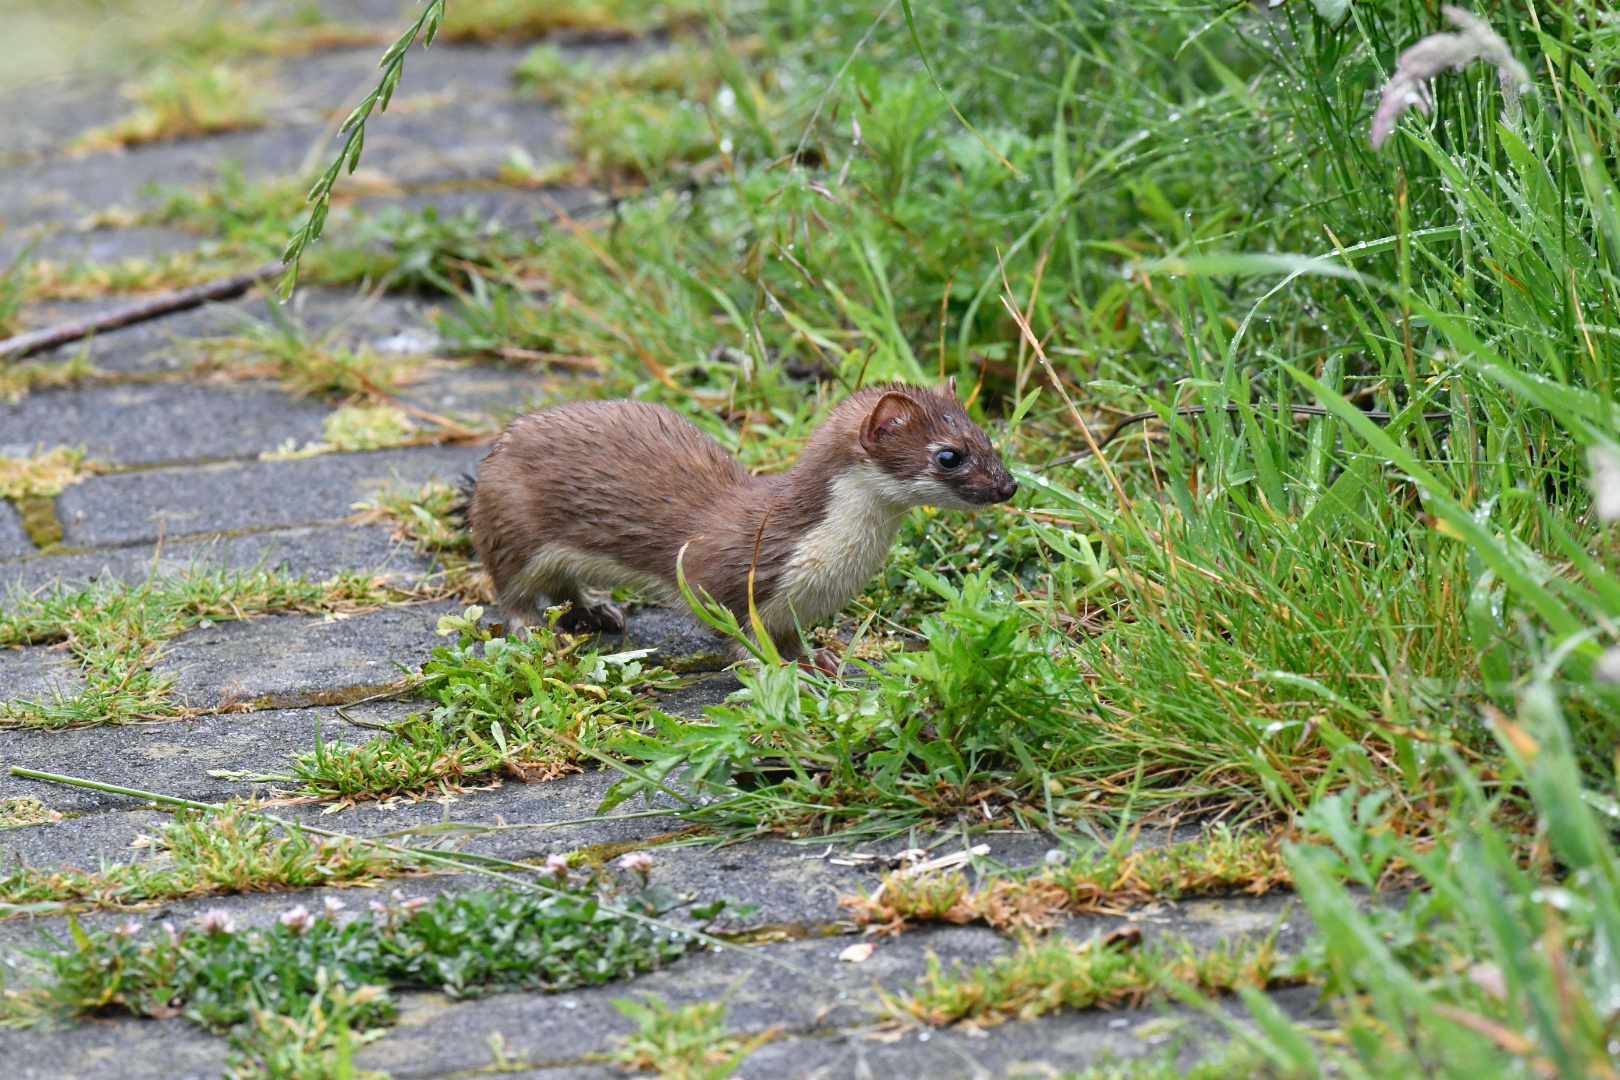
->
0, 521, 434, 599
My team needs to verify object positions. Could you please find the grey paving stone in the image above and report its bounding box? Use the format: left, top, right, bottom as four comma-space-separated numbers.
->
0, 700, 417, 813
397, 364, 558, 422
0, 1014, 227, 1080
154, 600, 461, 712
18, 287, 415, 376
0, 77, 123, 159
350, 927, 1317, 1080
0, 47, 568, 241
0, 0, 402, 158
23, 224, 204, 266
0, 125, 317, 236
0, 382, 332, 467
610, 603, 735, 670
21, 295, 269, 375
0, 645, 85, 703
55, 443, 484, 549
0, 807, 173, 882
0, 498, 32, 559
1, 522, 434, 600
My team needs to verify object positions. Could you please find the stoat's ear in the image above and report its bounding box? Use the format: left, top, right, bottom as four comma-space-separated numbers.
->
946, 375, 958, 397
860, 391, 923, 450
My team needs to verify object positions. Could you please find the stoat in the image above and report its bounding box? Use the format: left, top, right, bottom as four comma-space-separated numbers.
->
468, 382, 1018, 664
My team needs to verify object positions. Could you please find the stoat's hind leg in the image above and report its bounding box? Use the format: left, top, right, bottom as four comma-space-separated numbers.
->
509, 543, 627, 636
498, 589, 623, 638
553, 592, 626, 634
497, 581, 543, 639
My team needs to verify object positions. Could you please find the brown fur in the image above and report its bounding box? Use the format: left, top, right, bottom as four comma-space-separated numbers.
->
468, 382, 1016, 660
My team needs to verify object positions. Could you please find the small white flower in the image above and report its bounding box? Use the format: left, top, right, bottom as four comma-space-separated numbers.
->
161, 921, 177, 938
323, 897, 347, 921
369, 900, 391, 916
1597, 646, 1620, 684
113, 920, 141, 940
201, 908, 237, 935
280, 905, 314, 933
401, 897, 430, 915
617, 851, 654, 873
544, 854, 570, 879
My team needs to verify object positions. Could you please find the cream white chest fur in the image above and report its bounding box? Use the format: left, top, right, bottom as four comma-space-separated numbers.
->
758, 462, 940, 639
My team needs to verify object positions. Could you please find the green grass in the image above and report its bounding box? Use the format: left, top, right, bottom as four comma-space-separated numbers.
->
441, 0, 704, 44
4, 880, 701, 1076
71, 59, 269, 152
0, 804, 417, 914
238, 605, 681, 804
885, 927, 1299, 1029
0, 562, 423, 728
608, 993, 768, 1080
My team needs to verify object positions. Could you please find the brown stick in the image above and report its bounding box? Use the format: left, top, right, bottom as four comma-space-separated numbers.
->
0, 262, 287, 361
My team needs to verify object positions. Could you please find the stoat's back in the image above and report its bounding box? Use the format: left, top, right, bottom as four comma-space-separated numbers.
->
469, 399, 756, 596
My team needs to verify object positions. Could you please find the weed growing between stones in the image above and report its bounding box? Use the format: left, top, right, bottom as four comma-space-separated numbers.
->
20, 250, 244, 300
320, 404, 416, 452
442, 0, 703, 44
0, 797, 62, 830
0, 805, 418, 913
361, 481, 475, 563
261, 405, 425, 461
513, 38, 769, 182
884, 927, 1299, 1029
0, 444, 97, 548
151, 169, 542, 293
195, 297, 423, 401
223, 975, 390, 1080
71, 59, 269, 153
0, 564, 418, 728
355, 481, 494, 608
598, 567, 1090, 835
608, 993, 769, 1079
257, 606, 679, 804
841, 828, 1291, 935
0, 444, 92, 502
0, 245, 28, 339
0, 352, 98, 403
3, 883, 701, 1076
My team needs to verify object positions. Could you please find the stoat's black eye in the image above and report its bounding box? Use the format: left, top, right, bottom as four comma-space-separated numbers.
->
935, 448, 964, 470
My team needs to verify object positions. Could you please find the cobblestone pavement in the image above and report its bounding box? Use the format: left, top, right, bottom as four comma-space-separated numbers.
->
0, 6, 1315, 1077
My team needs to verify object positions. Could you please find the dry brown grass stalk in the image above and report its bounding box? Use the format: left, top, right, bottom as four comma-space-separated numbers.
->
842, 828, 1290, 934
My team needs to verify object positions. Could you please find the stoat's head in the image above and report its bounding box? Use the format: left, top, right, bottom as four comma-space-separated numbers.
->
849, 380, 1018, 510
